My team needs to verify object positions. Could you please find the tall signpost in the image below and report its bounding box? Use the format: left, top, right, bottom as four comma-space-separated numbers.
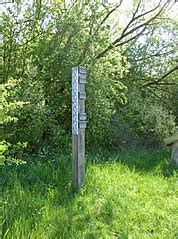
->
72, 66, 87, 188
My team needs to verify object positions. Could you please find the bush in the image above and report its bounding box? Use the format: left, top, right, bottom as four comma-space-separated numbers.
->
112, 90, 175, 147
2, 2, 128, 153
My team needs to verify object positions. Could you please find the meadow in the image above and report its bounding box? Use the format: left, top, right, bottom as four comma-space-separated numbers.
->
1, 148, 177, 238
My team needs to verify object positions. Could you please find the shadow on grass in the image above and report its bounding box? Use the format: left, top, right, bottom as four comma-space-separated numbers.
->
1, 148, 177, 238
1, 153, 78, 238
87, 147, 176, 177
2, 153, 77, 199
2, 148, 176, 196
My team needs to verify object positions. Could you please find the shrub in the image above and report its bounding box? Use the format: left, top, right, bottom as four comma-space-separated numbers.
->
112, 90, 175, 146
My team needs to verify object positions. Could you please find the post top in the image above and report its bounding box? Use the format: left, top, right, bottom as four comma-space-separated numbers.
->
72, 66, 87, 75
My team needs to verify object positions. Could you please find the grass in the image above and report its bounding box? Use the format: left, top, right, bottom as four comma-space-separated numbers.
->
1, 148, 177, 238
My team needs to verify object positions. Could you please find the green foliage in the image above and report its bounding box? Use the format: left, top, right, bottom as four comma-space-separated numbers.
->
172, 87, 178, 124
0, 141, 8, 165
2, 150, 177, 238
2, 0, 176, 155
113, 90, 176, 146
113, 20, 177, 146
2, 1, 128, 152
87, 51, 128, 147
0, 79, 29, 163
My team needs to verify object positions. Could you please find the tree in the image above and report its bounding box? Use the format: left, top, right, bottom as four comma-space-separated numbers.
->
2, 0, 177, 153
111, 15, 177, 146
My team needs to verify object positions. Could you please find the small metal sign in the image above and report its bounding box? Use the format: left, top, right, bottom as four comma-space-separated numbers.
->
79, 120, 87, 129
79, 113, 87, 121
79, 92, 86, 100
79, 74, 87, 84
78, 66, 87, 75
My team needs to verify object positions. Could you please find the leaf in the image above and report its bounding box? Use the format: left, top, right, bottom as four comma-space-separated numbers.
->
54, 0, 64, 4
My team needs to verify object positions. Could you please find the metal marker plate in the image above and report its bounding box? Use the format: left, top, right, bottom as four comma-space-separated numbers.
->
79, 74, 86, 84
78, 66, 86, 75
79, 92, 86, 100
79, 120, 87, 129
79, 113, 87, 121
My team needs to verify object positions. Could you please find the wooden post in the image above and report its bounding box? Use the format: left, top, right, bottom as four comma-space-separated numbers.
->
72, 66, 87, 188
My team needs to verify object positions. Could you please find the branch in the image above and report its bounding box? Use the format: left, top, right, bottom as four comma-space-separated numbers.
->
144, 66, 178, 87
134, 50, 174, 62
132, 2, 161, 22
113, 1, 169, 46
100, 1, 123, 27
115, 26, 147, 47
146, 87, 163, 101
119, 0, 142, 38
95, 0, 170, 60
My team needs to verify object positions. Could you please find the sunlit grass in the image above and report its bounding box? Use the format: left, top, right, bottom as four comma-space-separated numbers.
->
1, 148, 177, 238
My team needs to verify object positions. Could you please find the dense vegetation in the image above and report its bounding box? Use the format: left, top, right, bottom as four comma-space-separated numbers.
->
1, 0, 177, 161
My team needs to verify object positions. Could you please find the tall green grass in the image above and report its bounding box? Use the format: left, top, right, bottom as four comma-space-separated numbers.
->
1, 148, 177, 238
